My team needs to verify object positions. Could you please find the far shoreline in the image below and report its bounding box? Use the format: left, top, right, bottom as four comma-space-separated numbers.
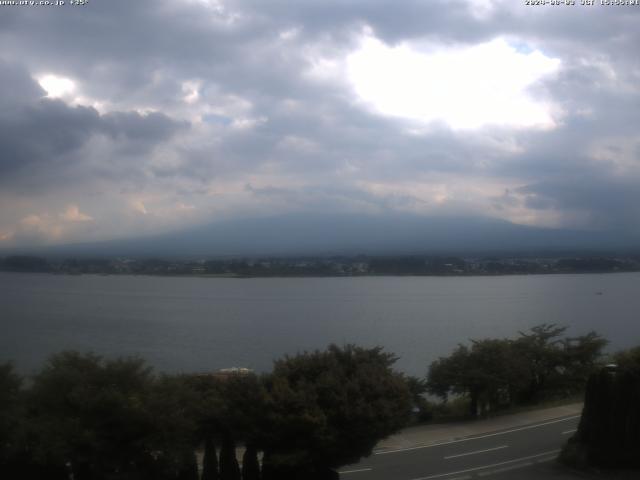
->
2, 269, 639, 279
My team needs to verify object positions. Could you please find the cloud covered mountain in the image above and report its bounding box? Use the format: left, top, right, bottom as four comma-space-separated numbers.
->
10, 213, 636, 259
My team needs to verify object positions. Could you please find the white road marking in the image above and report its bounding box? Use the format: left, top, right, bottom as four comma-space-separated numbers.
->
477, 462, 533, 476
561, 429, 577, 435
536, 456, 557, 464
444, 445, 508, 460
375, 415, 579, 455
339, 468, 373, 474
408, 450, 560, 480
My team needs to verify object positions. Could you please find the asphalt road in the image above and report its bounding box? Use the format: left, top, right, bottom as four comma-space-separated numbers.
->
339, 414, 580, 480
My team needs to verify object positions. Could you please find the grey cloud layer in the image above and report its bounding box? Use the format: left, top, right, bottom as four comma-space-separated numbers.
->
0, 61, 186, 189
0, 0, 639, 243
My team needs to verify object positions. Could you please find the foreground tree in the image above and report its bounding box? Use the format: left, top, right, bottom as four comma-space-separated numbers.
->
0, 363, 24, 477
201, 437, 219, 480
189, 371, 267, 480
26, 352, 157, 479
559, 331, 610, 395
219, 434, 241, 480
427, 339, 526, 416
427, 325, 607, 416
241, 444, 260, 480
146, 374, 203, 479
515, 325, 607, 402
561, 346, 640, 469
260, 344, 411, 479
405, 376, 432, 422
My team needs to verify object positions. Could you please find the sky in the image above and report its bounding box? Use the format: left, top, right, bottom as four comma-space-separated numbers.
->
0, 0, 639, 247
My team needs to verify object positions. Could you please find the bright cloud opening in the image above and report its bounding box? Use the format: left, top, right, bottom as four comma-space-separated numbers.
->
37, 74, 76, 98
131, 200, 149, 215
60, 205, 93, 223
347, 35, 561, 130
182, 80, 201, 104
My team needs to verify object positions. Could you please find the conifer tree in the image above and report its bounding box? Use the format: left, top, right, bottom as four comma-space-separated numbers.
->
241, 444, 260, 480
220, 435, 241, 480
202, 437, 219, 480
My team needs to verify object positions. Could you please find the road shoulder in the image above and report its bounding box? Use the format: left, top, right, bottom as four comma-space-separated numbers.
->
374, 403, 583, 453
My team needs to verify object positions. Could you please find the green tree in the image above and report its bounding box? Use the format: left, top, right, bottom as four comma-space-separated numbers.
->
0, 363, 24, 476
218, 374, 269, 448
561, 346, 640, 468
187, 372, 267, 480
216, 375, 267, 480
260, 344, 411, 479
26, 351, 156, 479
615, 345, 640, 372
559, 331, 608, 395
515, 325, 607, 402
514, 324, 568, 402
219, 434, 241, 480
146, 374, 203, 479
427, 325, 607, 416
176, 450, 199, 480
241, 444, 260, 480
427, 339, 526, 416
201, 437, 219, 480
183, 373, 224, 477
466, 339, 528, 413
405, 376, 432, 422
427, 345, 470, 400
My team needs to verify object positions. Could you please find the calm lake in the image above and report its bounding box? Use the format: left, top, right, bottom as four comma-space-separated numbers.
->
2, 272, 639, 376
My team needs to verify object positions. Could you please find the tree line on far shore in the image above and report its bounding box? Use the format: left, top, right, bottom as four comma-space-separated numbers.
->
0, 325, 621, 479
3, 254, 639, 277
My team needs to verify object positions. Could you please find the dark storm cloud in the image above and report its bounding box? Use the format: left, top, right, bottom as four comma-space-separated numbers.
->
518, 177, 640, 233
101, 111, 185, 143
0, 60, 46, 108
0, 61, 100, 177
0, 60, 186, 185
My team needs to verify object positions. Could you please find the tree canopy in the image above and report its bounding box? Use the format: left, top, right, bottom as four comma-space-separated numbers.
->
427, 324, 607, 416
0, 332, 615, 479
26, 352, 157, 479
260, 344, 411, 477
0, 363, 22, 467
562, 346, 640, 469
1, 345, 412, 480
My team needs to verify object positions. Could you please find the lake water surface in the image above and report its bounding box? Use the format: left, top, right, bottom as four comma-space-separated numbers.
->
2, 272, 639, 376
